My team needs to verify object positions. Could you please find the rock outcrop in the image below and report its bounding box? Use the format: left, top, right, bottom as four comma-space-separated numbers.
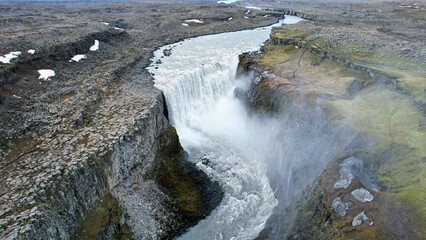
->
0, 2, 281, 239
238, 10, 425, 240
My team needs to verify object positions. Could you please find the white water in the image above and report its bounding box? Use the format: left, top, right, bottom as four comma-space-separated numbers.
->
148, 16, 304, 239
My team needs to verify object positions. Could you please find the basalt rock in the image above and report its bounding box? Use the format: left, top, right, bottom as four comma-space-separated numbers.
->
0, 3, 282, 239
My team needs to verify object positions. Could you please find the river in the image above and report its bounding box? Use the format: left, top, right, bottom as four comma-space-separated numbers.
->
147, 16, 304, 239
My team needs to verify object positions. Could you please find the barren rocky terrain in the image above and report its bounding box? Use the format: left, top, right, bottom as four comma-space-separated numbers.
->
0, 2, 281, 239
0, 0, 424, 239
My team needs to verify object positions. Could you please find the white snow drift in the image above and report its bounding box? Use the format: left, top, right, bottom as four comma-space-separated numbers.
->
90, 40, 99, 51
0, 51, 22, 64
38, 69, 55, 81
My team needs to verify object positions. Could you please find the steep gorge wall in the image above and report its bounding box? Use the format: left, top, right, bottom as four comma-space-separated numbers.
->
237, 20, 425, 239
11, 89, 221, 240
13, 91, 165, 239
0, 32, 220, 239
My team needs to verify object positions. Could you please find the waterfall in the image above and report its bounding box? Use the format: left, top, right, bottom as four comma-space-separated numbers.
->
147, 16, 319, 240
157, 56, 236, 129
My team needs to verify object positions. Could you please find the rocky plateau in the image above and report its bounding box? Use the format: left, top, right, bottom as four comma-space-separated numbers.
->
0, 0, 425, 239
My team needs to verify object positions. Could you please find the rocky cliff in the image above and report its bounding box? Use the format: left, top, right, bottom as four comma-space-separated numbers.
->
0, 2, 282, 239
237, 10, 425, 239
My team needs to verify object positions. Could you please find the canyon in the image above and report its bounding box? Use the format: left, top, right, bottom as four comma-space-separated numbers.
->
0, 0, 424, 239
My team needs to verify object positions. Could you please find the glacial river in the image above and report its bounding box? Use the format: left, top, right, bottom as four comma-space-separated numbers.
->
147, 16, 303, 239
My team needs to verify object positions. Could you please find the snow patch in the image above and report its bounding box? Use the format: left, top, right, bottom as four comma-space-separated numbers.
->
13, 95, 22, 99
38, 69, 55, 81
0, 51, 22, 64
228, 17, 233, 21
185, 19, 204, 24
69, 54, 87, 62
101, 22, 109, 25
113, 27, 124, 31
90, 40, 99, 51
182, 23, 189, 27
27, 49, 35, 54
245, 6, 262, 10
244, 16, 249, 19
218, 0, 239, 4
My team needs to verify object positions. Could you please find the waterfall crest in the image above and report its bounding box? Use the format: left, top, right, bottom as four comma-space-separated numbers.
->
148, 16, 307, 240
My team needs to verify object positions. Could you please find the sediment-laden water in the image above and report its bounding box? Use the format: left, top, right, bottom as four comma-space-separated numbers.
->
148, 16, 306, 239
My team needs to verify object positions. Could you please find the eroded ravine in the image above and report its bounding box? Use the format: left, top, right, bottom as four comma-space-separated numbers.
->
148, 16, 305, 239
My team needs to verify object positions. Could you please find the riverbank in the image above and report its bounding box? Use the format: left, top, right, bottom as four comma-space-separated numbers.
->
236, 3, 425, 239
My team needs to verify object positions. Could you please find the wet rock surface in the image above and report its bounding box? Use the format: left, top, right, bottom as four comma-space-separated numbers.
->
351, 188, 374, 203
332, 197, 349, 217
334, 157, 378, 191
352, 211, 369, 227
0, 2, 281, 239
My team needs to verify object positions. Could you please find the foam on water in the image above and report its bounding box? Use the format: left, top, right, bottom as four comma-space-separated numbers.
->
148, 16, 303, 239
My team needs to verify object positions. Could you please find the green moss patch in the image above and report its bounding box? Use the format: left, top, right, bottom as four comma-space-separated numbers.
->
260, 44, 296, 66
155, 126, 200, 213
71, 194, 132, 240
143, 125, 223, 237
329, 86, 425, 234
243, 22, 425, 238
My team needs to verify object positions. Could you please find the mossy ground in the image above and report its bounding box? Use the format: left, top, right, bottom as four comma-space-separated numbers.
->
251, 23, 425, 238
144, 125, 222, 238
71, 194, 132, 240
307, 32, 426, 107
150, 125, 200, 214
329, 86, 425, 234
259, 40, 374, 99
